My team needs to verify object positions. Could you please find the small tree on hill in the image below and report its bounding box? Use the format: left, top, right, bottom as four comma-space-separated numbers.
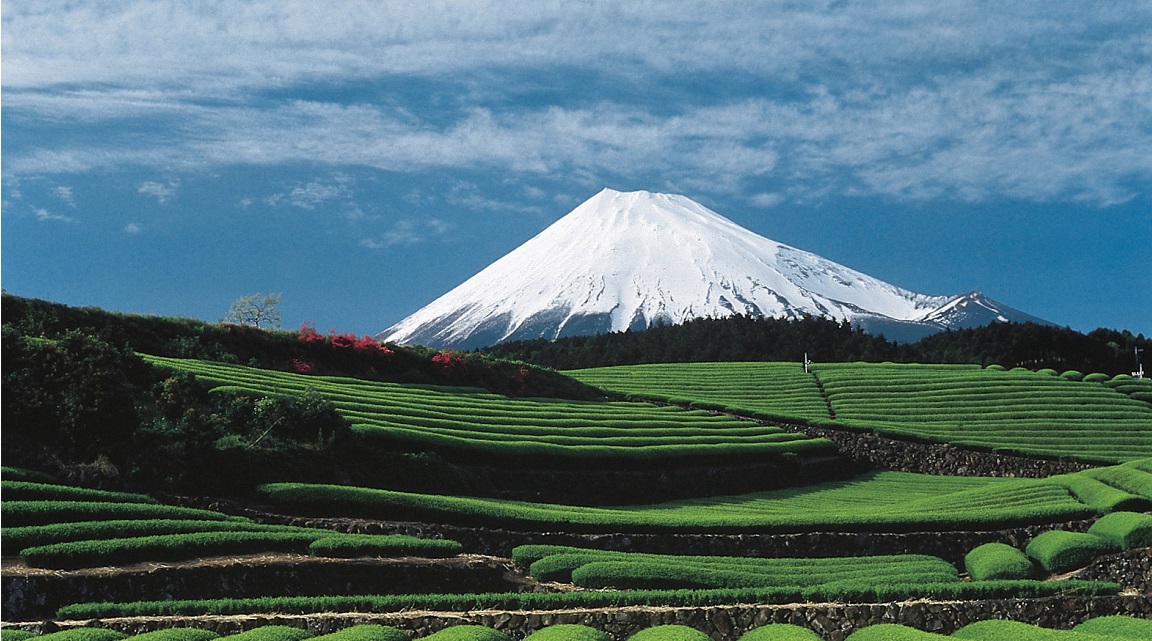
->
224, 292, 281, 329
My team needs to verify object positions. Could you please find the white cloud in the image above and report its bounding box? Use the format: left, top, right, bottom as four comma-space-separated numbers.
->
53, 186, 76, 207
124, 222, 143, 234
360, 218, 456, 249
4, 2, 1150, 207
33, 207, 75, 223
138, 180, 179, 203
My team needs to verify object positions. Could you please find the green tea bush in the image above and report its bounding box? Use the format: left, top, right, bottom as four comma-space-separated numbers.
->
310, 626, 406, 641
1025, 530, 1115, 573
2, 501, 245, 528
964, 542, 1034, 581
1074, 615, 1152, 639
1053, 475, 1150, 513
21, 531, 323, 569
53, 580, 1119, 620
844, 624, 950, 640
222, 627, 312, 641
1086, 512, 1152, 549
627, 626, 710, 641
1060, 370, 1084, 381
1036, 368, 1059, 376
1, 481, 157, 504
1083, 373, 1110, 383
0, 631, 38, 641
523, 626, 611, 641
307, 534, 461, 558
422, 627, 508, 641
736, 624, 823, 641
124, 629, 219, 641
952, 619, 1106, 640
984, 364, 1006, 371
36, 630, 127, 641
0, 466, 58, 482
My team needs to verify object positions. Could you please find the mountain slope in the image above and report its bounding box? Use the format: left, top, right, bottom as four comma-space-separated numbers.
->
380, 189, 1048, 348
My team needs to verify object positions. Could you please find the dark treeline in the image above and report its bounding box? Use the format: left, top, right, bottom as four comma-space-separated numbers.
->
481, 315, 1150, 376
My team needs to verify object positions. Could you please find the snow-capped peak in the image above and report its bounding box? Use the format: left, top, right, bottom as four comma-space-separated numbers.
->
378, 189, 1045, 348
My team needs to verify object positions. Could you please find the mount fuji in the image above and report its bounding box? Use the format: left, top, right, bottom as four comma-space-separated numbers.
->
379, 189, 1049, 348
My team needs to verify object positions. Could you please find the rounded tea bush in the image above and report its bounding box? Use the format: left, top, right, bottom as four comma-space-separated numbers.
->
628, 626, 711, 641
984, 364, 1005, 371
738, 624, 823, 641
524, 626, 612, 641
1083, 373, 1110, 383
1060, 370, 1084, 381
1036, 368, 1058, 376
423, 627, 510, 641
224, 627, 313, 641
311, 625, 408, 641
124, 630, 219, 641
964, 542, 1034, 581
1025, 530, 1114, 573
1087, 512, 1152, 550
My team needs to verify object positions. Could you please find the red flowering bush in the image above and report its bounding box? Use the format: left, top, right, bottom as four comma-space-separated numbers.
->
298, 322, 394, 356
432, 352, 465, 372
292, 358, 314, 373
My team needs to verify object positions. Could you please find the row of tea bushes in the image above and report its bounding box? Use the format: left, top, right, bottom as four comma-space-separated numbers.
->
144, 356, 834, 463
53, 577, 1122, 619
7, 616, 1151, 641
513, 544, 960, 590
964, 511, 1152, 579
0, 474, 461, 570
565, 362, 833, 424
810, 363, 1152, 463
255, 458, 1152, 534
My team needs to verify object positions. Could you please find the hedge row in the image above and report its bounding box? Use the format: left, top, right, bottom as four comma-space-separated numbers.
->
54, 579, 1120, 620
0, 481, 157, 505
1024, 530, 1115, 573
1, 501, 247, 528
518, 545, 959, 590
962, 543, 1033, 581
145, 356, 834, 462
257, 470, 1096, 534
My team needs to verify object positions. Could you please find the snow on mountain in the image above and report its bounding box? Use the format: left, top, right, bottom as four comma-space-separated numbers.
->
379, 189, 1049, 348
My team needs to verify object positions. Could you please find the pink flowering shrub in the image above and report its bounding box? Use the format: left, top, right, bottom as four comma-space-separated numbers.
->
292, 358, 315, 373
298, 322, 394, 356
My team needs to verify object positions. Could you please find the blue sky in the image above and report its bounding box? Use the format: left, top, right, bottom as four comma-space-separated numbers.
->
3, 2, 1150, 338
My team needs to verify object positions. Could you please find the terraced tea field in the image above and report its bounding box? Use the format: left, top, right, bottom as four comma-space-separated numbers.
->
142, 356, 834, 462
567, 362, 830, 423
566, 362, 1152, 463
257, 460, 1152, 534
813, 363, 1152, 462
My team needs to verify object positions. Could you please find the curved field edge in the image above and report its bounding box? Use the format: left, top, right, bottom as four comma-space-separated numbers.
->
253, 461, 1152, 533
53, 580, 1120, 620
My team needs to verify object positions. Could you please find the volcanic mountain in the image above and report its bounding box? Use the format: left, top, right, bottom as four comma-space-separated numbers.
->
379, 189, 1048, 348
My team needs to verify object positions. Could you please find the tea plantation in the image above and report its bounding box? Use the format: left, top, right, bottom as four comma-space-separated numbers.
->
3, 301, 1151, 640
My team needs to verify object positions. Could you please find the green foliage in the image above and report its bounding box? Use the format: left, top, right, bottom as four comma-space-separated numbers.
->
523, 626, 612, 641
1084, 373, 1110, 383
1061, 370, 1084, 381
0, 631, 38, 641
1025, 530, 1115, 573
810, 362, 1152, 463
844, 624, 950, 640
20, 531, 325, 569
2, 326, 147, 461
1, 500, 246, 528
737, 625, 823, 641
53, 580, 1119, 620
146, 355, 833, 463
1086, 511, 1152, 549
220, 627, 312, 641
306, 534, 461, 558
1074, 615, 1152, 639
422, 627, 508, 641
310, 625, 407, 641
963, 542, 1034, 581
261, 469, 1096, 534
952, 619, 1117, 640
0, 466, 58, 482
1052, 474, 1151, 513
1, 481, 158, 504
125, 629, 219, 641
627, 626, 711, 641
36, 630, 127, 641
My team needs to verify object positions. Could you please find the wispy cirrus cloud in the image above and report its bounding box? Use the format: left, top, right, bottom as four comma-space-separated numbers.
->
4, 2, 1150, 207
138, 180, 179, 204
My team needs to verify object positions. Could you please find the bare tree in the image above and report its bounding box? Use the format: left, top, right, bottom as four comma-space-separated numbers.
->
224, 293, 282, 329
